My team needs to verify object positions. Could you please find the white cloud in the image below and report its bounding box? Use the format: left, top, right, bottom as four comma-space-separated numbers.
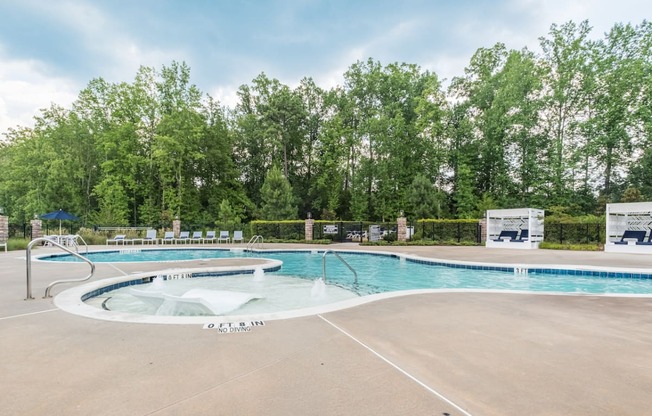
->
0, 49, 79, 136
208, 84, 241, 109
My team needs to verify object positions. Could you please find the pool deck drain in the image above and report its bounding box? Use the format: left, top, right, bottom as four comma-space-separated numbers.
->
1, 243, 652, 415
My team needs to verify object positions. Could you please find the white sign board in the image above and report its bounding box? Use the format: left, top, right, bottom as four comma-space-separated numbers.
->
323, 224, 338, 234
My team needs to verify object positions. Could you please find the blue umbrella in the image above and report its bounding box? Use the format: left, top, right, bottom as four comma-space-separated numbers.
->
40, 209, 80, 235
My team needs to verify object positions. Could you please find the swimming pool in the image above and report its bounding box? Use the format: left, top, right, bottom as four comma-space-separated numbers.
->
43, 248, 652, 295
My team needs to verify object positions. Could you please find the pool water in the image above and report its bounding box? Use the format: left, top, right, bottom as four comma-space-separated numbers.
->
41, 248, 652, 296
102, 274, 360, 316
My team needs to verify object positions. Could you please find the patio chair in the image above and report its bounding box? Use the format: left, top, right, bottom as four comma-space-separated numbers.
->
175, 231, 190, 244
161, 231, 175, 245
190, 231, 204, 244
204, 231, 217, 243
107, 234, 128, 245
492, 230, 518, 242
217, 231, 230, 243
232, 230, 244, 243
614, 230, 646, 245
132, 229, 157, 245
144, 229, 158, 244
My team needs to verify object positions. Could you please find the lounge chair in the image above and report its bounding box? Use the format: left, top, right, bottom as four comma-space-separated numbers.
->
513, 229, 529, 242
161, 231, 175, 244
492, 230, 518, 242
133, 229, 158, 245
107, 234, 128, 245
175, 231, 190, 244
204, 231, 217, 243
143, 229, 158, 244
614, 230, 646, 245
232, 230, 244, 243
190, 231, 204, 244
636, 231, 652, 245
217, 231, 230, 243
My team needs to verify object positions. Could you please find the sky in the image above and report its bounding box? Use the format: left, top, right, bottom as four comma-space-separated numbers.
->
0, 0, 649, 136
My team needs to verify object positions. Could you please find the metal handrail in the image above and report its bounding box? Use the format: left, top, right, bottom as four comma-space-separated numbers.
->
75, 234, 89, 254
247, 235, 264, 250
66, 234, 89, 254
322, 250, 357, 285
26, 237, 95, 299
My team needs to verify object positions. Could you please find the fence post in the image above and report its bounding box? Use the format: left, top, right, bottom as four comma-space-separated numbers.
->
0, 215, 8, 243
30, 219, 42, 240
478, 219, 486, 244
397, 215, 407, 242
305, 218, 314, 241
559, 223, 563, 244
173, 218, 181, 238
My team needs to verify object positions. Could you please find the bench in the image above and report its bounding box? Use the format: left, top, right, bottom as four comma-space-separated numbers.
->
493, 230, 518, 242
613, 230, 647, 245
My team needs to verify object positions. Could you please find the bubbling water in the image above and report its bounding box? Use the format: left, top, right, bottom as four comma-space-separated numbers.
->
311, 277, 326, 299
253, 267, 265, 282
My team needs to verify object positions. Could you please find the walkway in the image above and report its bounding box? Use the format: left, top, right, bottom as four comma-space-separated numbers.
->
1, 244, 651, 415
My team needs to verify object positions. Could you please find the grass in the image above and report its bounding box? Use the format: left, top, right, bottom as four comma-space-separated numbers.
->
539, 242, 602, 251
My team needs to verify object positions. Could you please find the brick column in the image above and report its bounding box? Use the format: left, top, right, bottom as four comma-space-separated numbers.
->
397, 216, 407, 242
0, 215, 8, 242
173, 219, 181, 238
479, 218, 487, 244
305, 219, 314, 241
30, 219, 42, 240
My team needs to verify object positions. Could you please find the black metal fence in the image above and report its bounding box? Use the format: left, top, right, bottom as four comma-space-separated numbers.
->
251, 221, 305, 240
7, 220, 607, 245
544, 223, 604, 245
414, 221, 482, 244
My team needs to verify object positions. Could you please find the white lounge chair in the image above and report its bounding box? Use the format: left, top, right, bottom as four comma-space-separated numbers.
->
107, 234, 128, 245
232, 230, 244, 243
190, 231, 204, 244
175, 231, 190, 244
161, 231, 175, 244
204, 231, 217, 243
133, 229, 158, 245
217, 231, 230, 243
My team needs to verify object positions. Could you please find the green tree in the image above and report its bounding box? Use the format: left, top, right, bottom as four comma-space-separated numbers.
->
259, 166, 297, 220
407, 174, 442, 220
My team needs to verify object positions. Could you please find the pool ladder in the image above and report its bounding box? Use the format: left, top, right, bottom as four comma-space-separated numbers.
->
25, 237, 95, 299
247, 235, 264, 250
322, 250, 357, 285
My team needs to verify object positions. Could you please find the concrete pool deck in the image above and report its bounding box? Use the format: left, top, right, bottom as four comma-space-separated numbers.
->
1, 243, 652, 415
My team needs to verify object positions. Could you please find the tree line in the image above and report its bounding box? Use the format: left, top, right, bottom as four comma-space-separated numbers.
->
1, 20, 651, 227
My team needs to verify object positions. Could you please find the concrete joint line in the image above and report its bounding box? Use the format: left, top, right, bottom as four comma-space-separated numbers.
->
318, 314, 473, 416
0, 308, 59, 321
105, 263, 129, 276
